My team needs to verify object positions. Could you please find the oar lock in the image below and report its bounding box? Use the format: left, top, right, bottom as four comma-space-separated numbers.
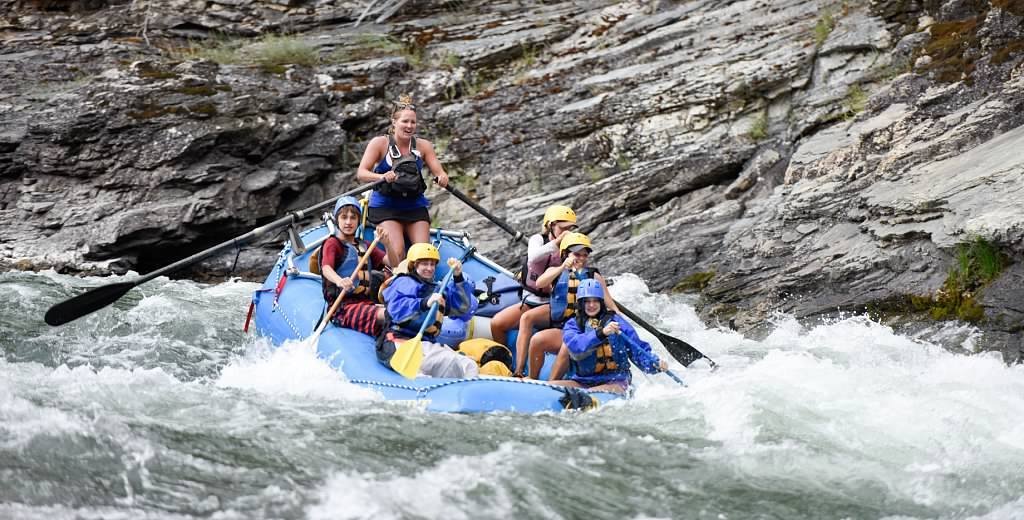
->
287, 213, 307, 255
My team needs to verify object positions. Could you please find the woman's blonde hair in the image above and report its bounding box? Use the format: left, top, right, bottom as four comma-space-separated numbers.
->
388, 94, 416, 135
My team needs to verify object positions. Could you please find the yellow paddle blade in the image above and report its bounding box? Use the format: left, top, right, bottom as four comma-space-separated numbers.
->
390, 333, 423, 379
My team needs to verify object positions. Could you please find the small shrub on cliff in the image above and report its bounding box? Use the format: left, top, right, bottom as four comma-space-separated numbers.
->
173, 37, 244, 64
748, 111, 768, 141
842, 84, 867, 118
814, 10, 835, 47
913, 236, 1008, 322
253, 35, 319, 69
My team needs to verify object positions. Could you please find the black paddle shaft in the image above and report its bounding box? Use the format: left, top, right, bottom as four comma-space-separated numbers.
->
443, 184, 715, 368
44, 180, 384, 326
444, 185, 526, 244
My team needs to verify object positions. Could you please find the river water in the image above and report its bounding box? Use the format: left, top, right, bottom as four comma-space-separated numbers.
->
2, 269, 1022, 519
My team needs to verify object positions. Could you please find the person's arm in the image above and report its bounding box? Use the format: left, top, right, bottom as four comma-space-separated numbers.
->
417, 139, 449, 188
527, 234, 557, 263
563, 318, 601, 360
441, 260, 477, 320
356, 136, 396, 184
383, 277, 429, 327
536, 258, 571, 290
618, 319, 663, 373
595, 273, 618, 313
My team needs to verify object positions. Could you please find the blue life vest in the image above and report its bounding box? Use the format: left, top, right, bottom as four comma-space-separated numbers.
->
571, 314, 632, 384
549, 268, 594, 324
320, 236, 371, 301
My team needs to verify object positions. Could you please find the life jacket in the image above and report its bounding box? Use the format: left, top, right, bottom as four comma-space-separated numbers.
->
549, 267, 596, 324
375, 135, 426, 199
457, 338, 513, 377
570, 313, 629, 382
517, 233, 561, 297
320, 236, 377, 302
382, 273, 444, 338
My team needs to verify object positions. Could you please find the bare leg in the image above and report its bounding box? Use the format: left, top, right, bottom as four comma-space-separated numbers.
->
377, 220, 405, 268
490, 304, 524, 349
528, 328, 562, 380
516, 305, 551, 376
547, 343, 571, 381
405, 220, 430, 244
585, 383, 627, 394
548, 379, 582, 388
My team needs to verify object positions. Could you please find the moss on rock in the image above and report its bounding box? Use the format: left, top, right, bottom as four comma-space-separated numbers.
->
872, 237, 1009, 323
672, 271, 716, 293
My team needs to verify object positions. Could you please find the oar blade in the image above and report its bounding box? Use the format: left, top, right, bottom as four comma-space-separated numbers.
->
660, 335, 705, 367
390, 334, 423, 379
44, 282, 136, 326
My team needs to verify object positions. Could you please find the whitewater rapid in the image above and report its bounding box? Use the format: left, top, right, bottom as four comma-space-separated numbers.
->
1, 270, 1022, 519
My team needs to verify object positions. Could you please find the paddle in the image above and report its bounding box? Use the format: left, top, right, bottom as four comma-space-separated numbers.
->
390, 247, 476, 379
616, 331, 687, 387
664, 369, 687, 386
44, 180, 384, 327
442, 184, 716, 369
309, 235, 382, 346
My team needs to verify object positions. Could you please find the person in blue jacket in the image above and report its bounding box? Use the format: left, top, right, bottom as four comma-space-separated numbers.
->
377, 243, 479, 378
553, 279, 667, 393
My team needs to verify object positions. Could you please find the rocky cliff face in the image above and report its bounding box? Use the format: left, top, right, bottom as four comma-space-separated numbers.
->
2, 0, 1022, 360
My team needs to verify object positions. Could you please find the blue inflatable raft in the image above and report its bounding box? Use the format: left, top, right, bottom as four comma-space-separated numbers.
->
250, 224, 624, 413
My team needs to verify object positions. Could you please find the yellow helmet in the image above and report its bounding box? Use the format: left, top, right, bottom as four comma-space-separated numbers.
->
407, 243, 440, 263
542, 205, 577, 230
559, 231, 592, 253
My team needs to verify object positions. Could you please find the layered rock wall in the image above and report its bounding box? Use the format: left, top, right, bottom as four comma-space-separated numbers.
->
2, 0, 1022, 359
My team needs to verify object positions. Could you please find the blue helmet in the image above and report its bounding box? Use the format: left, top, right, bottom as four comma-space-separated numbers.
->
436, 317, 468, 347
334, 196, 361, 217
576, 279, 604, 301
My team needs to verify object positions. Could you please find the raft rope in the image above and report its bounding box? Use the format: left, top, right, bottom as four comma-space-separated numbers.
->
347, 376, 600, 399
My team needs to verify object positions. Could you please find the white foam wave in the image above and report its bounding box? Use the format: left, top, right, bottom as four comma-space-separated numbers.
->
216, 339, 381, 402
0, 373, 87, 448
675, 316, 1024, 511
307, 443, 539, 520
607, 277, 1024, 515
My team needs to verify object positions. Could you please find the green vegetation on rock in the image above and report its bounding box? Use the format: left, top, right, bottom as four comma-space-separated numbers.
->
842, 84, 867, 118
748, 110, 768, 141
874, 236, 1009, 323
814, 10, 835, 47
672, 271, 716, 293
168, 33, 320, 71
252, 34, 319, 69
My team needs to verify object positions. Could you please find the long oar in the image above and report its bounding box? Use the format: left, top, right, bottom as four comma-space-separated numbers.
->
308, 235, 382, 346
390, 247, 476, 379
44, 180, 384, 327
443, 184, 715, 368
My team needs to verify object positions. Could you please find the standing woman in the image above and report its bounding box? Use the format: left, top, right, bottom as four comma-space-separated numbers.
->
356, 94, 449, 268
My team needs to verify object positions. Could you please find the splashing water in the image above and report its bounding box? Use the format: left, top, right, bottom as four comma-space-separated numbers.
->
2, 270, 1022, 519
